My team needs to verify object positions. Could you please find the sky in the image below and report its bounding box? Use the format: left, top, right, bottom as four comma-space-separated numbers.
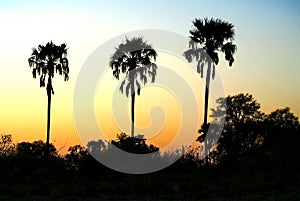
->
0, 0, 299, 154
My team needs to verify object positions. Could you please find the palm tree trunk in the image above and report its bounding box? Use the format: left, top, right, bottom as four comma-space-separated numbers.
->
46, 83, 52, 157
203, 61, 212, 166
131, 92, 135, 138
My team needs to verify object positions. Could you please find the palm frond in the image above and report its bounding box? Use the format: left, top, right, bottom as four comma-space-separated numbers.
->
32, 68, 37, 78
64, 74, 69, 81
119, 80, 126, 94
109, 36, 157, 97
125, 83, 130, 97
141, 75, 147, 84
40, 75, 45, 87
183, 49, 194, 62
221, 42, 237, 66
136, 80, 141, 95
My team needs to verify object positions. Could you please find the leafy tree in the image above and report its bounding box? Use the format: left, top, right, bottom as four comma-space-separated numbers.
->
0, 134, 15, 158
209, 94, 264, 164
262, 107, 300, 166
86, 139, 108, 156
65, 145, 89, 170
184, 18, 237, 163
28, 41, 69, 156
111, 133, 159, 154
14, 141, 63, 180
16, 140, 57, 158
110, 37, 157, 137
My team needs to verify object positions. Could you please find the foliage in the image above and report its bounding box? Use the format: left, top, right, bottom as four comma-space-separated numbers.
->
28, 41, 69, 92
263, 107, 300, 148
261, 107, 300, 169
184, 18, 237, 72
111, 133, 159, 154
0, 134, 15, 158
109, 36, 157, 89
65, 145, 89, 170
196, 93, 300, 171
210, 94, 264, 163
16, 140, 57, 158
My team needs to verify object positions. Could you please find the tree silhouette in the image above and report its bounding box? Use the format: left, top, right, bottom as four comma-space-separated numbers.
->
184, 18, 237, 164
65, 145, 89, 170
263, 107, 300, 162
86, 139, 108, 156
0, 134, 15, 158
28, 41, 69, 156
110, 37, 157, 137
111, 133, 159, 154
16, 140, 57, 159
210, 93, 264, 164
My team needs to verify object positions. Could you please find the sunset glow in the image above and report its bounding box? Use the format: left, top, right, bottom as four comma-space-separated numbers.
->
0, 0, 299, 154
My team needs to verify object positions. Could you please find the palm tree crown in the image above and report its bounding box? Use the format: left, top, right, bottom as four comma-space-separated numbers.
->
110, 36, 157, 96
28, 41, 69, 94
184, 18, 237, 79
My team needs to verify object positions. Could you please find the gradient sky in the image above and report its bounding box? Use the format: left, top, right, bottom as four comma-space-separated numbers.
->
0, 0, 299, 154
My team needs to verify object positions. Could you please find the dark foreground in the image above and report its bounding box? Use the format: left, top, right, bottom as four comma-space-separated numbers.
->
0, 156, 299, 201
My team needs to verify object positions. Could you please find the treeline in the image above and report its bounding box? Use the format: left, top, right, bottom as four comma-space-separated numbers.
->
0, 93, 300, 200
199, 93, 300, 169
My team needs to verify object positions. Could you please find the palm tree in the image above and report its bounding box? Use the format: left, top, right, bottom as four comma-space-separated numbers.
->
110, 37, 157, 137
184, 18, 237, 164
28, 41, 69, 156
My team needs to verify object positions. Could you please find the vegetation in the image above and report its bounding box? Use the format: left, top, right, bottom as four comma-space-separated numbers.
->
1, 93, 300, 200
28, 41, 69, 156
184, 18, 237, 164
109, 37, 157, 137
111, 133, 159, 154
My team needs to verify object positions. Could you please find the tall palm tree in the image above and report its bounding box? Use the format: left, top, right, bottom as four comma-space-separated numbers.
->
184, 18, 237, 164
110, 37, 157, 137
28, 41, 69, 156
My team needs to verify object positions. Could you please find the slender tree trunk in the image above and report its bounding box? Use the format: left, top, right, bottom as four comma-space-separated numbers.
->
46, 81, 52, 157
203, 60, 212, 166
131, 92, 135, 138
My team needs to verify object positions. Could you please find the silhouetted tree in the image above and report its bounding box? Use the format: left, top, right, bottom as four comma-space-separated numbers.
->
111, 133, 159, 154
86, 139, 108, 155
262, 107, 300, 167
65, 145, 89, 170
14, 141, 63, 179
263, 107, 299, 146
210, 94, 263, 164
184, 18, 237, 164
110, 37, 157, 137
28, 41, 69, 156
16, 140, 57, 158
0, 134, 15, 158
